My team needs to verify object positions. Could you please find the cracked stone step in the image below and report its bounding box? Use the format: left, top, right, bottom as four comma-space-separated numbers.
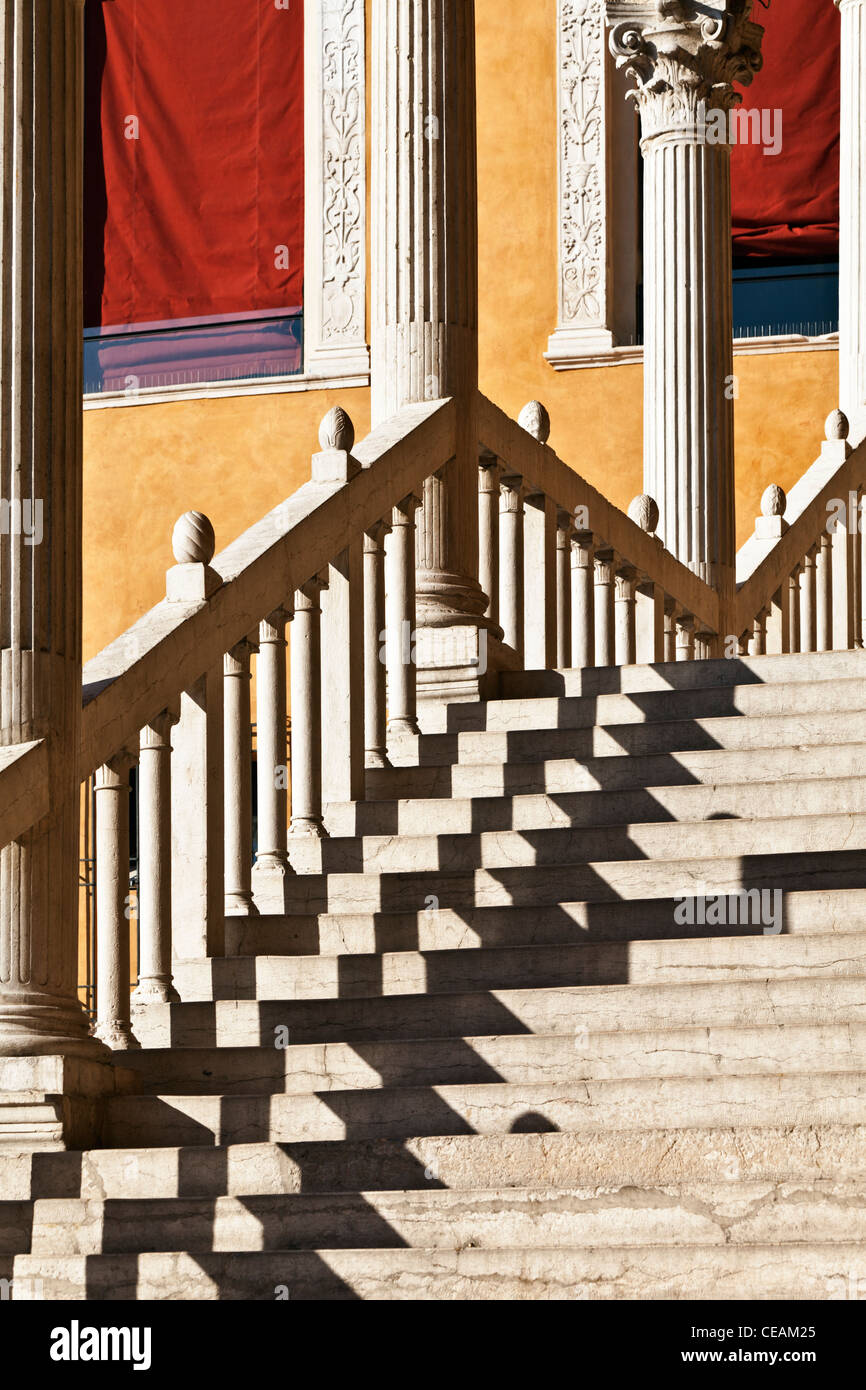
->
285, 810, 866, 876
101, 1071, 866, 1148
228, 889, 866, 956
132, 974, 866, 1049
5, 1126, 866, 1200
414, 675, 866, 736
364, 741, 866, 799
325, 776, 866, 839
119, 1021, 866, 1096
23, 1180, 866, 1256
170, 932, 866, 1004
252, 847, 866, 916
13, 1242, 866, 1300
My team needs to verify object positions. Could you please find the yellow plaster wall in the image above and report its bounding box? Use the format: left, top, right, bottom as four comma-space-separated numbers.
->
82, 0, 840, 662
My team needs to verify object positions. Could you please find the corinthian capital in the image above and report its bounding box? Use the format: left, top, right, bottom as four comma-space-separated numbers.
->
605, 1, 764, 140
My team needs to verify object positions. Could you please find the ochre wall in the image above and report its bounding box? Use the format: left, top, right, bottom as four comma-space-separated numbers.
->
82, 0, 840, 663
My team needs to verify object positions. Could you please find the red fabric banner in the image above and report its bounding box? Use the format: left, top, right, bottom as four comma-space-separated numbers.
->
84, 0, 304, 330
731, 0, 840, 261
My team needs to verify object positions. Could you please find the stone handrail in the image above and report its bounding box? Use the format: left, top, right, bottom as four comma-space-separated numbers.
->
729, 411, 865, 653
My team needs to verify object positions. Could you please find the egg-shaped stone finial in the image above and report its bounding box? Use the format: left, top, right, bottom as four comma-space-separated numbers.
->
825, 408, 850, 443
628, 494, 660, 535
761, 484, 787, 520
518, 400, 551, 445
172, 511, 216, 566
319, 406, 355, 454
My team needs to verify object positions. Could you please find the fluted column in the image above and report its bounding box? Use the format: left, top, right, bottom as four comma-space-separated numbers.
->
608, 3, 764, 596
0, 1, 97, 1062
373, 0, 487, 702
837, 0, 866, 438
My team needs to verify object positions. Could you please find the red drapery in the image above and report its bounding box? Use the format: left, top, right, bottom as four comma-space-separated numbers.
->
84, 0, 304, 331
731, 0, 840, 261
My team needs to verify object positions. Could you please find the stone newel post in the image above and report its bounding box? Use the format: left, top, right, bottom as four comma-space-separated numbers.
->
606, 1, 764, 597
0, 3, 97, 1067
372, 0, 489, 707
836, 0, 866, 438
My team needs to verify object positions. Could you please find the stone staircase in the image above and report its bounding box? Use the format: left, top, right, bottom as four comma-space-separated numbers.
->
5, 648, 866, 1300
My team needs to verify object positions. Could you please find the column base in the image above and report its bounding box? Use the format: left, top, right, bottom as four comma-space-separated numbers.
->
0, 1054, 138, 1152
132, 976, 180, 1006
251, 854, 297, 915
92, 1020, 141, 1052
225, 891, 260, 917
412, 626, 519, 731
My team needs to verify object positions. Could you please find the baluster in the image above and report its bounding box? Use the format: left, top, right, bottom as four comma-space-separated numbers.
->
816, 532, 833, 652
859, 489, 866, 648
386, 494, 420, 735
765, 586, 790, 655
800, 545, 818, 653
593, 550, 616, 667
636, 580, 665, 663
614, 566, 638, 666
290, 577, 327, 837
747, 611, 767, 657
133, 712, 180, 1007
254, 609, 291, 880
478, 452, 501, 628
499, 473, 525, 660
663, 599, 678, 663
94, 752, 139, 1049
695, 630, 716, 661
224, 639, 258, 915
523, 490, 557, 669
556, 511, 573, 669
167, 513, 224, 963
831, 495, 856, 650
676, 615, 696, 662
321, 538, 365, 806
787, 565, 802, 653
364, 523, 390, 767
570, 531, 595, 669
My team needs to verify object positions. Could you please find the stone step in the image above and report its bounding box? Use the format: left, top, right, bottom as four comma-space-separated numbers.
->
287, 810, 866, 877
133, 973, 866, 1049
386, 709, 865, 769
364, 741, 866, 799
5, 1125, 864, 1200
120, 1021, 866, 1095
253, 846, 866, 917
497, 649, 866, 700
421, 675, 866, 736
326, 776, 866, 839
24, 1179, 866, 1256
14, 1242, 866, 1299
101, 1070, 866, 1147
227, 888, 866, 956
171, 932, 866, 1004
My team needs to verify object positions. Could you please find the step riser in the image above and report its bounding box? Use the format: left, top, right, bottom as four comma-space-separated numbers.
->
252, 850, 866, 916
133, 976, 866, 1049
171, 934, 866, 1004
387, 711, 866, 769
498, 650, 866, 699
367, 743, 866, 798
429, 677, 866, 734
102, 1073, 866, 1148
326, 778, 866, 838
7, 1126, 864, 1200
227, 890, 866, 956
14, 1245, 866, 1300
120, 1023, 866, 1095
26, 1182, 866, 1256
289, 812, 866, 876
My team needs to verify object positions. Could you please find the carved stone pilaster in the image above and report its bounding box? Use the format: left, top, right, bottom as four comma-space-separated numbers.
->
304, 0, 369, 380
546, 0, 639, 367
